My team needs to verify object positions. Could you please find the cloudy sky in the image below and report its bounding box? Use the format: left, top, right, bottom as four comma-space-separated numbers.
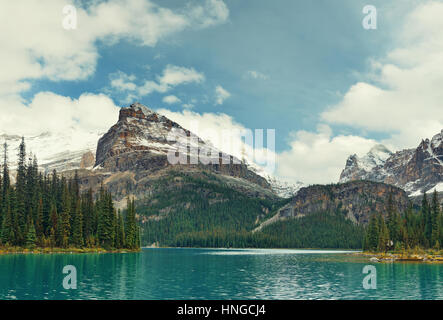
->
1, 0, 442, 184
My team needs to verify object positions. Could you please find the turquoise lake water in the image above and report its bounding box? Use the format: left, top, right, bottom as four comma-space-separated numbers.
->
0, 248, 441, 300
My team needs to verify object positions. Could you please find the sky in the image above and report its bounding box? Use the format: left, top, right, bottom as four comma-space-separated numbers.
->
0, 0, 442, 185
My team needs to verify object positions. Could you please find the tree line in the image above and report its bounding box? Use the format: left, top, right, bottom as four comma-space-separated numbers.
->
139, 173, 364, 249
0, 138, 140, 250
363, 192, 443, 252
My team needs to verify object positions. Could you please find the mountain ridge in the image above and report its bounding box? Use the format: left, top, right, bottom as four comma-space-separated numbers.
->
340, 129, 443, 196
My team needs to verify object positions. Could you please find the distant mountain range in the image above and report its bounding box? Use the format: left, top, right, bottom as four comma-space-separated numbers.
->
1, 103, 302, 199
3, 102, 437, 247
340, 130, 443, 196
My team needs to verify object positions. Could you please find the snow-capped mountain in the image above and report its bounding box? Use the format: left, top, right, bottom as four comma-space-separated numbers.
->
246, 161, 304, 198
95, 103, 232, 169
0, 102, 301, 199
0, 130, 100, 174
340, 130, 443, 196
94, 103, 272, 191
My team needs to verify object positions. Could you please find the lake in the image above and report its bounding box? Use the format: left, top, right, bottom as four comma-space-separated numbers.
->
0, 248, 441, 300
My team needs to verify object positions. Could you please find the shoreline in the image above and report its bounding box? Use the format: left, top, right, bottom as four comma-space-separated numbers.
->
355, 251, 443, 263
0, 246, 141, 255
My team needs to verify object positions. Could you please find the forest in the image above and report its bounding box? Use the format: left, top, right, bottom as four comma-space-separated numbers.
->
0, 138, 140, 251
363, 193, 443, 252
139, 173, 364, 249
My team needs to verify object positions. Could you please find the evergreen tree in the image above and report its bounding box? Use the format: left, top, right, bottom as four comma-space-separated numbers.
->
377, 213, 390, 252
431, 190, 441, 248
115, 210, 125, 248
72, 200, 83, 247
366, 214, 379, 251
97, 189, 115, 248
2, 143, 10, 211
25, 217, 37, 249
15, 137, 27, 245
1, 200, 14, 246
125, 198, 137, 249
35, 197, 44, 243
422, 193, 432, 246
0, 137, 139, 251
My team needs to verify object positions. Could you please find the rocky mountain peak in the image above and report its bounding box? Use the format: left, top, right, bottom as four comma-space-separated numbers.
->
95, 102, 193, 168
119, 102, 157, 122
368, 144, 392, 157
340, 129, 443, 196
431, 129, 443, 149
94, 102, 271, 190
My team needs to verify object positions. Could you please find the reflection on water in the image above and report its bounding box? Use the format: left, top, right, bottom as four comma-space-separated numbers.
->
0, 248, 441, 300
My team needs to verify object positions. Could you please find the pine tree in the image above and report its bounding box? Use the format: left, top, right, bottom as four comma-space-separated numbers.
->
82, 189, 94, 244
15, 137, 27, 245
422, 193, 432, 246
97, 189, 116, 248
35, 197, 44, 243
72, 200, 83, 247
124, 197, 137, 249
431, 190, 441, 248
1, 201, 14, 246
0, 136, 137, 250
377, 213, 390, 252
2, 143, 10, 209
25, 216, 37, 249
115, 210, 125, 248
366, 214, 379, 251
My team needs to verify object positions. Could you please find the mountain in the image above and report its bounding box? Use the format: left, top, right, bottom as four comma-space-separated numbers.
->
246, 161, 304, 198
254, 180, 409, 232
1, 102, 413, 249
0, 130, 99, 174
74, 103, 277, 205
340, 130, 443, 196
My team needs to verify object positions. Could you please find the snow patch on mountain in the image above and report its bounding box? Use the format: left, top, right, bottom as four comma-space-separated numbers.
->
340, 129, 443, 196
0, 129, 101, 174
246, 161, 304, 198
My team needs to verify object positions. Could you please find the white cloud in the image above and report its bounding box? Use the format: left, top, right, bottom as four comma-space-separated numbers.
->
110, 71, 138, 91
0, 92, 119, 136
0, 0, 228, 156
182, 103, 195, 109
215, 85, 231, 105
163, 95, 181, 104
157, 109, 246, 156
157, 65, 205, 87
245, 70, 269, 80
321, 1, 443, 149
110, 65, 205, 101
0, 0, 228, 97
155, 109, 377, 184
277, 125, 377, 185
187, 0, 230, 28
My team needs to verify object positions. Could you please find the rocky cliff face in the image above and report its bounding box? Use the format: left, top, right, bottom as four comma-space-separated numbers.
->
340, 130, 443, 196
86, 103, 272, 203
254, 181, 409, 231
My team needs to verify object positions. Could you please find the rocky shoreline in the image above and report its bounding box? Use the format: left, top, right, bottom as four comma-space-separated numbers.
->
357, 251, 443, 263
0, 246, 141, 255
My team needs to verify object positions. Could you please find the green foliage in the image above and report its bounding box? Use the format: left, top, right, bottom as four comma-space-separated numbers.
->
139, 173, 282, 247
363, 191, 443, 252
259, 211, 364, 249
139, 173, 362, 249
0, 138, 140, 251
25, 217, 37, 249
124, 198, 138, 249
